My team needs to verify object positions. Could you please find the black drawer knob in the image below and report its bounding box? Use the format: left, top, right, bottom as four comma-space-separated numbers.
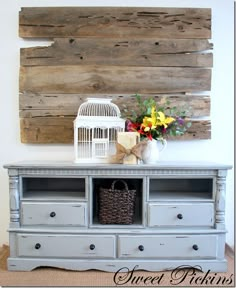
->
90, 244, 95, 250
50, 212, 56, 217
192, 244, 199, 251
35, 243, 41, 250
138, 245, 144, 251
177, 213, 183, 219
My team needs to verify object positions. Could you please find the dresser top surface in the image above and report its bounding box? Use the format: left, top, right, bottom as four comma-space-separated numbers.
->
4, 161, 232, 170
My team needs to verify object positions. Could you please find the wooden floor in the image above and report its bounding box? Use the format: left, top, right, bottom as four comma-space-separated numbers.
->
0, 244, 234, 287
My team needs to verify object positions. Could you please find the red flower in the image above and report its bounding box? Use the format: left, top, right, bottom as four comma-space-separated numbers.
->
147, 133, 153, 140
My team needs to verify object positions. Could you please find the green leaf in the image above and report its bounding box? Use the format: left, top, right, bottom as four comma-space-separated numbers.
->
166, 100, 170, 105
146, 107, 152, 115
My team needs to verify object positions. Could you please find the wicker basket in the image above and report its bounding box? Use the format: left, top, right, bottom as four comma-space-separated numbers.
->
99, 180, 136, 224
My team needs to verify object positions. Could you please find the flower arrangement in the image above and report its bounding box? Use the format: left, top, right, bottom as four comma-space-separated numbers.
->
124, 94, 191, 141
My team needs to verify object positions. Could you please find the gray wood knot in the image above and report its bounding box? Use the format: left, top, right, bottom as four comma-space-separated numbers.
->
92, 82, 104, 91
178, 25, 184, 30
101, 17, 110, 25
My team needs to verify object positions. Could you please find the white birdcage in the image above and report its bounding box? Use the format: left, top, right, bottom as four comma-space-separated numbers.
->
74, 98, 125, 163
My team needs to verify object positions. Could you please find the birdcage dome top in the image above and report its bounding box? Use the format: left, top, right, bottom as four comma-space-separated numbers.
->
77, 98, 121, 117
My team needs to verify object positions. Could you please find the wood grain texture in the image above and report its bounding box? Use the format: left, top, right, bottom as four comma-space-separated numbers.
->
20, 117, 211, 143
21, 38, 213, 67
19, 93, 210, 118
19, 7, 212, 143
20, 66, 211, 94
20, 118, 74, 144
19, 7, 211, 39
172, 120, 211, 140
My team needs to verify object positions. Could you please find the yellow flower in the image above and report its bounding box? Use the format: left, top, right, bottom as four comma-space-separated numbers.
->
142, 117, 156, 131
156, 111, 175, 128
141, 105, 157, 131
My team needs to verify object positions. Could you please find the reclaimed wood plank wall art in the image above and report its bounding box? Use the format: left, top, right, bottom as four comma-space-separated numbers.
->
19, 7, 212, 143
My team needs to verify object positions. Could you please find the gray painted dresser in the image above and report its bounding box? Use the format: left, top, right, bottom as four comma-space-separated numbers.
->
4, 161, 232, 272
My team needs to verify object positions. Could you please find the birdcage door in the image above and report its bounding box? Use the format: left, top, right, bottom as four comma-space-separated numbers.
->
92, 128, 109, 158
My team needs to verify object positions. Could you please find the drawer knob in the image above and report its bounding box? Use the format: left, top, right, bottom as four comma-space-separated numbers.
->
50, 212, 56, 217
138, 245, 144, 251
35, 243, 41, 250
90, 244, 95, 250
192, 244, 199, 251
177, 213, 183, 219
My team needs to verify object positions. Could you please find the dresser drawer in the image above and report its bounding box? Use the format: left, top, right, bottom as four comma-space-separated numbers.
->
17, 234, 115, 258
21, 202, 87, 226
118, 235, 217, 259
148, 203, 214, 227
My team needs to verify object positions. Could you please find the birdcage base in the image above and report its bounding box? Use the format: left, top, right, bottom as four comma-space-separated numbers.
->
74, 158, 110, 164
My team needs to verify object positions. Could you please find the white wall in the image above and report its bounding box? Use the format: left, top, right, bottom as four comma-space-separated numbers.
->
0, 0, 234, 248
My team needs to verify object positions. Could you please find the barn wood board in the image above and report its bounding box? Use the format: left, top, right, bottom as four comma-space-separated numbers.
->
20, 118, 211, 143
20, 93, 210, 118
20, 65, 211, 94
19, 7, 211, 39
21, 38, 213, 67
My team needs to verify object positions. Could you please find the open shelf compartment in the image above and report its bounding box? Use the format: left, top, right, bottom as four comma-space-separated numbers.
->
21, 177, 87, 200
91, 177, 144, 226
149, 178, 214, 201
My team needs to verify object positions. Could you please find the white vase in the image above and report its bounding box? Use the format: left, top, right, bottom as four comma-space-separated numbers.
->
142, 139, 167, 164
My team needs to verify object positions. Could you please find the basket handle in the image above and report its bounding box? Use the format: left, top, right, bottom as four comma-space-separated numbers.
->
111, 180, 129, 191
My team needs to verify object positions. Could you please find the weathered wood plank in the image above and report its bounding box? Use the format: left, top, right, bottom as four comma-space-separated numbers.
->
19, 93, 210, 117
20, 117, 211, 143
21, 38, 213, 67
20, 66, 211, 94
168, 120, 211, 140
21, 52, 213, 68
20, 117, 74, 144
19, 7, 211, 39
